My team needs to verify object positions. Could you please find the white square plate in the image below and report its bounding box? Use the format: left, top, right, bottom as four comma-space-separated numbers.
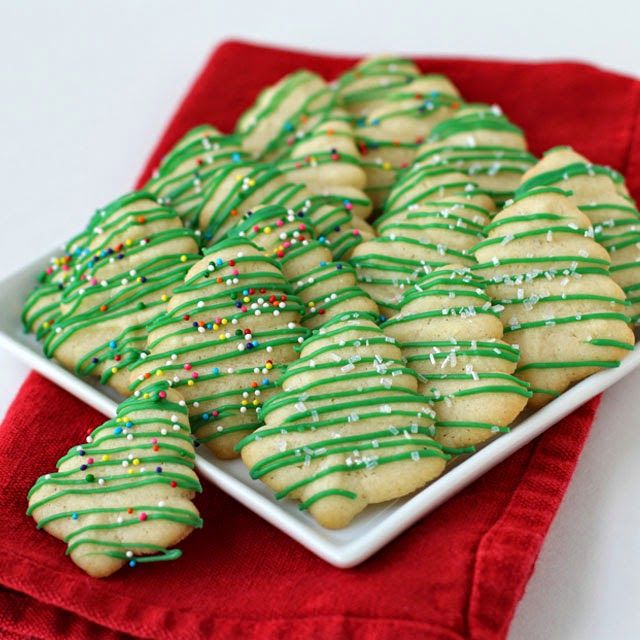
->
2, 251, 639, 567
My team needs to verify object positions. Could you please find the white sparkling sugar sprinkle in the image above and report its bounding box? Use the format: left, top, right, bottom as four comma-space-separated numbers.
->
465, 364, 479, 381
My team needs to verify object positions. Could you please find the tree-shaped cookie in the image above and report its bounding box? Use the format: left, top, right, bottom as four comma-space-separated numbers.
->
238, 313, 448, 529
415, 104, 536, 206
473, 188, 635, 407
382, 265, 530, 447
23, 226, 95, 339
144, 125, 250, 228
129, 237, 307, 458
33, 192, 200, 395
228, 204, 379, 328
194, 160, 375, 258
355, 74, 463, 208
28, 383, 202, 577
282, 239, 380, 328
518, 145, 640, 323
236, 70, 337, 161
335, 56, 420, 117
275, 107, 368, 199
351, 168, 494, 317
227, 203, 315, 258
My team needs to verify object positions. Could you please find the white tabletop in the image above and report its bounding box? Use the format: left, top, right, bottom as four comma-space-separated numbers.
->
2, 2, 639, 638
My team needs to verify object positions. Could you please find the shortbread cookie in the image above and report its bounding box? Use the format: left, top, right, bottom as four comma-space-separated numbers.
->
473, 188, 635, 407
27, 384, 202, 577
238, 313, 448, 529
355, 75, 463, 207
195, 160, 375, 258
382, 265, 530, 447
145, 125, 250, 227
351, 169, 494, 317
129, 237, 307, 458
276, 107, 368, 194
30, 193, 200, 395
335, 56, 420, 117
415, 104, 536, 205
229, 204, 379, 328
518, 146, 640, 323
237, 70, 337, 161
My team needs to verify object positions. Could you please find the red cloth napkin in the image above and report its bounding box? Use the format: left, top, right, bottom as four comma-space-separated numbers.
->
1, 40, 639, 640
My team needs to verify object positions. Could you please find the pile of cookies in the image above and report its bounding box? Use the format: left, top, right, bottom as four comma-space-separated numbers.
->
24, 56, 638, 576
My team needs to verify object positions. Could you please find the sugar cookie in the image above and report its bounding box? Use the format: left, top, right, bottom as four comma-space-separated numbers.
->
145, 125, 249, 227
335, 56, 420, 117
129, 237, 307, 458
382, 265, 530, 447
518, 145, 640, 323
195, 160, 375, 258
415, 104, 536, 206
28, 193, 200, 395
238, 313, 447, 528
237, 70, 337, 161
473, 188, 635, 407
351, 169, 494, 317
229, 204, 379, 328
355, 75, 462, 207
27, 384, 202, 577
22, 227, 95, 339
276, 107, 368, 193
